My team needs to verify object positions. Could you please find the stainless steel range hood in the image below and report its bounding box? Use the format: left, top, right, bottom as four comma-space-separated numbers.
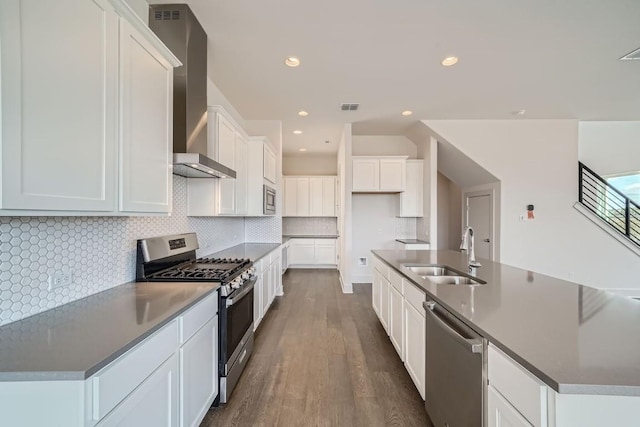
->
149, 4, 236, 179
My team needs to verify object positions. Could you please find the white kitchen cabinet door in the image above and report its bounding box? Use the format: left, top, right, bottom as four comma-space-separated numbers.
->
352, 158, 380, 192
315, 240, 337, 264
296, 178, 310, 216
234, 134, 248, 215
380, 276, 390, 333
119, 18, 173, 213
399, 160, 424, 217
379, 159, 406, 192
216, 114, 235, 168
180, 316, 218, 427
97, 354, 179, 427
284, 177, 297, 216
322, 177, 336, 216
261, 267, 270, 316
0, 0, 118, 212
263, 144, 277, 184
372, 271, 381, 316
289, 239, 316, 265
389, 285, 404, 361
404, 301, 426, 400
309, 177, 323, 216
275, 256, 283, 295
253, 274, 263, 330
488, 385, 534, 427
268, 261, 277, 306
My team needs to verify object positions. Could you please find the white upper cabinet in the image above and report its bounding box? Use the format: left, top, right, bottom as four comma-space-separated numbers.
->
0, 0, 179, 215
263, 144, 277, 184
0, 0, 118, 212
283, 176, 336, 217
119, 18, 173, 214
234, 134, 248, 215
352, 158, 379, 192
399, 160, 424, 217
246, 136, 277, 216
352, 156, 407, 193
188, 106, 252, 216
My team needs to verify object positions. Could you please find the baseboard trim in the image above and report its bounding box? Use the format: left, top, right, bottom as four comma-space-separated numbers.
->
351, 274, 373, 284
339, 271, 353, 294
573, 203, 640, 258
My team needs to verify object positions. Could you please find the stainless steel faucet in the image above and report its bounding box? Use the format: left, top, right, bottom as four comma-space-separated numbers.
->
460, 226, 482, 270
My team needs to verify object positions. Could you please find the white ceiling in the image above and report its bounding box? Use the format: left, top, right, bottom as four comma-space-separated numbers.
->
152, 0, 640, 155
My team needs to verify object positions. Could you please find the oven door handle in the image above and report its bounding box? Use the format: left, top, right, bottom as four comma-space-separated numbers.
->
226, 278, 256, 307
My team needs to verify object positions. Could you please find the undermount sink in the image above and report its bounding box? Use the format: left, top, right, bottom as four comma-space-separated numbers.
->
405, 265, 460, 276
404, 264, 486, 285
426, 275, 484, 285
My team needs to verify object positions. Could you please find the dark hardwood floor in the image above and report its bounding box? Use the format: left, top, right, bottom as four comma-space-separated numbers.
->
202, 269, 430, 427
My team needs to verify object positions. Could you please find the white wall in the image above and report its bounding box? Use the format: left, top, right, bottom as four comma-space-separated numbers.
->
338, 125, 353, 292
579, 121, 640, 176
352, 135, 417, 157
282, 155, 337, 175
408, 124, 438, 246
437, 173, 463, 250
424, 119, 640, 291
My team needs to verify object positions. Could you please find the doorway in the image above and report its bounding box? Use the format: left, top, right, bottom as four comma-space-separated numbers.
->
464, 190, 494, 261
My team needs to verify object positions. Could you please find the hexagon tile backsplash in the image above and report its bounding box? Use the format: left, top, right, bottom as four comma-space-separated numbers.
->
0, 176, 278, 326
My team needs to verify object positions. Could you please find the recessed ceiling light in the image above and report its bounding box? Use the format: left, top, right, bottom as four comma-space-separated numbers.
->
401, 110, 413, 116
299, 148, 307, 152
512, 109, 526, 116
298, 110, 309, 117
293, 130, 302, 135
285, 56, 300, 67
441, 56, 459, 67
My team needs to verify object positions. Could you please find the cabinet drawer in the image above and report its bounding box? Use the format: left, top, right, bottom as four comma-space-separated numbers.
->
180, 291, 218, 344
290, 238, 315, 246
389, 269, 403, 293
373, 257, 389, 280
92, 320, 178, 421
488, 344, 547, 427
403, 279, 426, 314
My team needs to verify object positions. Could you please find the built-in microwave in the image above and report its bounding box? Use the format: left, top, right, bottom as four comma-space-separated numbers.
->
263, 185, 276, 215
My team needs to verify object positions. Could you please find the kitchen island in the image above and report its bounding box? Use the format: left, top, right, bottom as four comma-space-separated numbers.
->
372, 249, 640, 427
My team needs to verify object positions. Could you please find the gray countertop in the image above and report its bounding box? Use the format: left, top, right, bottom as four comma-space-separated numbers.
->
395, 239, 430, 244
372, 249, 640, 396
206, 243, 281, 262
0, 282, 218, 381
282, 235, 339, 239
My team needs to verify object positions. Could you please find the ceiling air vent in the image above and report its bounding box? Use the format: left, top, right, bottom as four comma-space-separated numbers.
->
340, 103, 359, 111
620, 47, 640, 60
154, 10, 180, 21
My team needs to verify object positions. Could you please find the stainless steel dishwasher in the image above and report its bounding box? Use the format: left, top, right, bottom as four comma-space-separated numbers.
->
423, 300, 486, 427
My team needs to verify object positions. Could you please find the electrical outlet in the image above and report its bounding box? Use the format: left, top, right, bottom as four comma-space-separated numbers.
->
48, 271, 72, 291
519, 214, 525, 221
358, 257, 368, 266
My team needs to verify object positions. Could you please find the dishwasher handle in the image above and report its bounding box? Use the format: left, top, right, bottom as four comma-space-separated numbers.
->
423, 301, 483, 354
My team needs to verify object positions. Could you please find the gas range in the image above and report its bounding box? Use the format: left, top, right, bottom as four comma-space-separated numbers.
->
135, 233, 256, 297
135, 232, 256, 404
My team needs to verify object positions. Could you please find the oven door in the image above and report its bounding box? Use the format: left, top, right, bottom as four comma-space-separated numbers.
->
263, 185, 276, 215
221, 277, 255, 374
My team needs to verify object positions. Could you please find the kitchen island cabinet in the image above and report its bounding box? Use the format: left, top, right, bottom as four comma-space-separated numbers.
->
372, 249, 640, 426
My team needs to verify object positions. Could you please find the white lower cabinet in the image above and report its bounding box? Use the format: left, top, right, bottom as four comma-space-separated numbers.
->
180, 316, 218, 427
288, 238, 337, 267
372, 270, 381, 316
403, 299, 426, 400
389, 284, 404, 360
488, 385, 533, 427
379, 275, 390, 333
372, 256, 424, 398
253, 247, 283, 331
98, 354, 179, 427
